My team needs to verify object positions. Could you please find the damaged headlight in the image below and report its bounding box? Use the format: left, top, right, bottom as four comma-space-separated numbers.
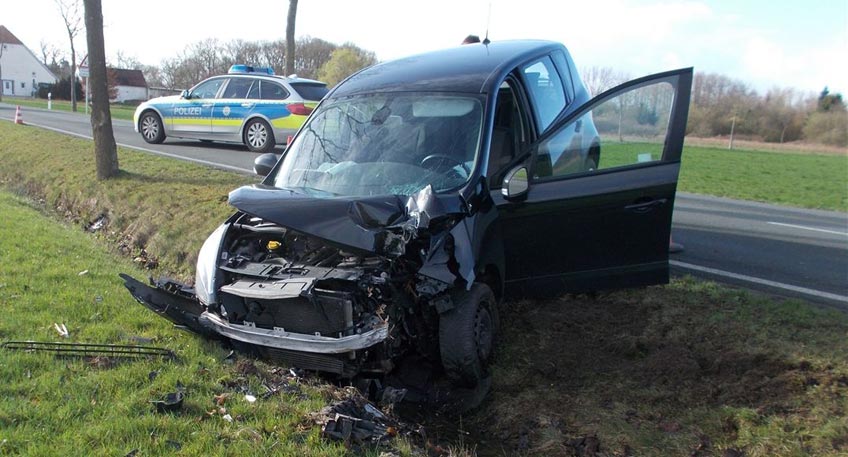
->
195, 223, 228, 306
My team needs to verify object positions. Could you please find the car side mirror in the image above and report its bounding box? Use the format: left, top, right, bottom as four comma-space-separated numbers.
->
180, 89, 190, 99
501, 166, 529, 200
254, 153, 279, 176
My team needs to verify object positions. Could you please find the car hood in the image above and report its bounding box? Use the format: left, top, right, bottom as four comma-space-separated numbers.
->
145, 95, 182, 105
227, 184, 467, 257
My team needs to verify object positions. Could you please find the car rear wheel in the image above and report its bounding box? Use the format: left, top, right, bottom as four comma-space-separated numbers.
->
439, 283, 499, 388
139, 111, 165, 144
244, 118, 275, 153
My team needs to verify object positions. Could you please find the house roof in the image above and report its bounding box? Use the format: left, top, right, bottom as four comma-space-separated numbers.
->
110, 68, 147, 88
0, 25, 25, 45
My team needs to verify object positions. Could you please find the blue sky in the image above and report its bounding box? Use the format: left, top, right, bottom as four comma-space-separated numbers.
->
4, 0, 847, 94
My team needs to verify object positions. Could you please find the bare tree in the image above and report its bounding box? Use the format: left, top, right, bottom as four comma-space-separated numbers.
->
83, 0, 118, 179
39, 40, 62, 67
113, 51, 142, 69
56, 0, 84, 112
581, 66, 629, 96
286, 0, 298, 76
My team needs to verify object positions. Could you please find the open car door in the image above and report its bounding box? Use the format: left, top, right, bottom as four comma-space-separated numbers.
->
497, 68, 692, 295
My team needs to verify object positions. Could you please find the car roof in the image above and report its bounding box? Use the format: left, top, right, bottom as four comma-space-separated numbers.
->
330, 40, 566, 97
221, 74, 326, 86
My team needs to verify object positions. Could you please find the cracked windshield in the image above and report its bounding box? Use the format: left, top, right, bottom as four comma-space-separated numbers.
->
272, 93, 483, 197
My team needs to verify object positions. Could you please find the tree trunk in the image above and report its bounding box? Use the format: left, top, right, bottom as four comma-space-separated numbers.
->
70, 45, 77, 111
286, 0, 298, 76
83, 0, 119, 179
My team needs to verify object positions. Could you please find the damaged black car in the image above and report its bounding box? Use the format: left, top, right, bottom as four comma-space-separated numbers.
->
123, 40, 692, 391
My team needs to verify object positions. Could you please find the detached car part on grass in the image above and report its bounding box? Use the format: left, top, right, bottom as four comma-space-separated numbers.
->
123, 40, 692, 389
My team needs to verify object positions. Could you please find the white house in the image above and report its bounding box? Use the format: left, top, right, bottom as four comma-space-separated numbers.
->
0, 25, 57, 97
110, 68, 148, 102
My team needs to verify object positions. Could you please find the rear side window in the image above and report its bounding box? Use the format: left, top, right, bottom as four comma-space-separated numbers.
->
221, 78, 253, 99
290, 82, 329, 101
522, 57, 566, 132
260, 81, 289, 100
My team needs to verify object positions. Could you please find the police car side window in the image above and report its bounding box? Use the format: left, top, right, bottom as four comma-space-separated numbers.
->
247, 81, 260, 99
191, 79, 224, 99
260, 81, 289, 100
222, 78, 252, 99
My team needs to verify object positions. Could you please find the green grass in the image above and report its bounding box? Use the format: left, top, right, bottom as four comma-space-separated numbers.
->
0, 191, 355, 456
0, 121, 253, 279
679, 143, 848, 211
1, 96, 136, 121
595, 141, 848, 211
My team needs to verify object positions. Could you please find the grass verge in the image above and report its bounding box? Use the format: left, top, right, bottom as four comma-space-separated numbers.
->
0, 191, 352, 455
2, 96, 136, 121
0, 121, 252, 279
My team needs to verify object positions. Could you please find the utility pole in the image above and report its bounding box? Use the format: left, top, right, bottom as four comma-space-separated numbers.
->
728, 112, 736, 150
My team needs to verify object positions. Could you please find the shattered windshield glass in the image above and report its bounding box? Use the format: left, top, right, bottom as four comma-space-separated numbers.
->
272, 93, 483, 197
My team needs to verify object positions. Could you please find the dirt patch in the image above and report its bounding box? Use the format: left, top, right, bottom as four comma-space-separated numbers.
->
467, 284, 845, 456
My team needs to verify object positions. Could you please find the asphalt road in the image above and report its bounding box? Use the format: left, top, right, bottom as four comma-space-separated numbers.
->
3, 102, 847, 308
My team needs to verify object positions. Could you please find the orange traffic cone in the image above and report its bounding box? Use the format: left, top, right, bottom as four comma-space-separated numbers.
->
14, 105, 23, 125
669, 234, 684, 253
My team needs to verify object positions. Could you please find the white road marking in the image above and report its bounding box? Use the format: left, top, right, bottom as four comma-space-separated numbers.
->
767, 221, 848, 236
670, 260, 848, 303
8, 118, 254, 174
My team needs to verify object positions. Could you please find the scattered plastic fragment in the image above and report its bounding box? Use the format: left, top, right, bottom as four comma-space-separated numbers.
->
151, 391, 184, 413
222, 414, 233, 423
78, 270, 89, 276
54, 323, 69, 338
314, 394, 401, 445
244, 394, 257, 403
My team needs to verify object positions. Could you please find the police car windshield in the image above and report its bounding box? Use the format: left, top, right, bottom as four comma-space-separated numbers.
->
272, 93, 483, 197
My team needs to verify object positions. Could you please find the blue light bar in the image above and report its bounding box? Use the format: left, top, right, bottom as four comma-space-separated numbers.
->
228, 64, 275, 75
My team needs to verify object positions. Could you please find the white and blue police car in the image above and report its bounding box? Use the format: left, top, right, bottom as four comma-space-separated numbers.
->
133, 65, 328, 153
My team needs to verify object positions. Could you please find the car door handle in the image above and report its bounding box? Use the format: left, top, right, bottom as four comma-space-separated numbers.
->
625, 198, 667, 213
241, 103, 254, 108
201, 103, 213, 108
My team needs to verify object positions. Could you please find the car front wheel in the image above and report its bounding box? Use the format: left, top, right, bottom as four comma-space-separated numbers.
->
139, 111, 165, 144
244, 118, 275, 153
439, 283, 499, 388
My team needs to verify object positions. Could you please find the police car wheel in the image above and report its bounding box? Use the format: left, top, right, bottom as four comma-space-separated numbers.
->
139, 111, 165, 144
244, 118, 275, 153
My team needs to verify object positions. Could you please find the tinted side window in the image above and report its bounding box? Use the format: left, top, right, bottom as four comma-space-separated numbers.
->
261, 81, 289, 100
551, 51, 575, 102
221, 78, 253, 99
522, 57, 566, 132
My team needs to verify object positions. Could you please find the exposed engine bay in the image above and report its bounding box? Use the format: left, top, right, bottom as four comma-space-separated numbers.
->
122, 184, 483, 381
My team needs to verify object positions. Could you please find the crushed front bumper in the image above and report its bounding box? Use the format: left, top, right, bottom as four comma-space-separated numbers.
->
121, 274, 388, 357
198, 312, 388, 354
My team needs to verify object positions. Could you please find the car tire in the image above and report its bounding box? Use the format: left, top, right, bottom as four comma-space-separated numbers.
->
244, 118, 275, 153
439, 283, 499, 388
139, 111, 165, 144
